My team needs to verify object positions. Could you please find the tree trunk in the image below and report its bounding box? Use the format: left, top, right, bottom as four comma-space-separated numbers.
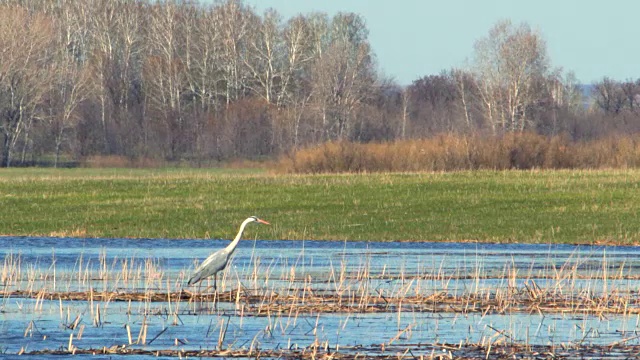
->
1, 133, 10, 167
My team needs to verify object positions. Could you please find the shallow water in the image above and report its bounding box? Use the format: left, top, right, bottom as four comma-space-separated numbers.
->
2, 237, 640, 357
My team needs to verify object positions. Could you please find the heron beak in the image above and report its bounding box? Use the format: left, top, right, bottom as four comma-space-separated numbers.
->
258, 219, 270, 225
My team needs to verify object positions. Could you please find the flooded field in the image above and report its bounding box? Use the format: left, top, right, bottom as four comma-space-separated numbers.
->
3, 237, 640, 358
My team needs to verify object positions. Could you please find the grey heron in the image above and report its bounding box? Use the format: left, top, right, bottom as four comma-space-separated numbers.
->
187, 216, 270, 289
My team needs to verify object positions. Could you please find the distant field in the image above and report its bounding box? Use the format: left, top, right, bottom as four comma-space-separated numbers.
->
1, 168, 640, 244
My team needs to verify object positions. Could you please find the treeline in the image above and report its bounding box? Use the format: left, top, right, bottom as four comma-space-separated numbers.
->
0, 0, 639, 168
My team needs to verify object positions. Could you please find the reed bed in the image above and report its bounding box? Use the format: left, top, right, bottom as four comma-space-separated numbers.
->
24, 341, 640, 359
3, 249, 640, 317
4, 283, 640, 317
277, 134, 640, 173
7, 244, 640, 359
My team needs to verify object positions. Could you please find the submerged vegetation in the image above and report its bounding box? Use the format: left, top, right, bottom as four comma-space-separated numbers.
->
1, 168, 640, 244
4, 240, 640, 358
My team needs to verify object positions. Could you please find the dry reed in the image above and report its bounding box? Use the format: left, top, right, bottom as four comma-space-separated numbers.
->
276, 133, 640, 173
3, 249, 640, 318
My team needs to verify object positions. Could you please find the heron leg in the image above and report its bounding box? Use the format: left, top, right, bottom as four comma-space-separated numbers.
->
213, 274, 218, 312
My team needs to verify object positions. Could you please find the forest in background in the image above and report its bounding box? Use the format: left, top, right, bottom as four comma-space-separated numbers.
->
1, 0, 640, 169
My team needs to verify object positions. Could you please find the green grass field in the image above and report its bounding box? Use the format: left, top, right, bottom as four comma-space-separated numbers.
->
1, 168, 639, 244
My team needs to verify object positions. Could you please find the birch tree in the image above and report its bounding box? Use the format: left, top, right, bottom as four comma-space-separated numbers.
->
242, 8, 282, 104
279, 15, 315, 148
309, 13, 376, 140
214, 0, 250, 104
473, 20, 549, 133
144, 1, 189, 159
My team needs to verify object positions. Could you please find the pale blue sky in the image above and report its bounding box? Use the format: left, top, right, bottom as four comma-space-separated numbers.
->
242, 0, 639, 85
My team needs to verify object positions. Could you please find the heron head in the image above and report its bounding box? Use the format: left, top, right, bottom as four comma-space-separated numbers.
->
250, 216, 270, 225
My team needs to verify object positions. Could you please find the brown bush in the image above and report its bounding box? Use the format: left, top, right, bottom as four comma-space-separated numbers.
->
275, 133, 640, 173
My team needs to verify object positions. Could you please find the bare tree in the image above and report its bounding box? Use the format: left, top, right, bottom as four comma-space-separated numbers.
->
408, 73, 460, 134
309, 13, 376, 140
594, 77, 625, 114
621, 79, 640, 113
181, 7, 223, 161
0, 6, 56, 167
278, 15, 315, 106
214, 0, 251, 104
473, 20, 549, 133
144, 1, 191, 159
84, 0, 148, 155
0, 0, 396, 163
400, 88, 410, 139
86, 0, 117, 153
185, 7, 223, 113
275, 15, 315, 148
452, 69, 477, 131
45, 56, 90, 167
242, 8, 282, 104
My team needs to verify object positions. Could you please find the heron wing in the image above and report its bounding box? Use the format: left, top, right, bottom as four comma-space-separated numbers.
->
187, 249, 229, 285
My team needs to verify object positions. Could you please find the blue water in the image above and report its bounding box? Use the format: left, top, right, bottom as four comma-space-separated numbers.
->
4, 236, 637, 275
2, 237, 640, 357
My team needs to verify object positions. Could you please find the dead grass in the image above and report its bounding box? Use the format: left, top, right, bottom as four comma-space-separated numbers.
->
48, 228, 88, 237
4, 283, 638, 317
7, 247, 640, 358
25, 341, 640, 359
276, 133, 640, 173
3, 249, 640, 318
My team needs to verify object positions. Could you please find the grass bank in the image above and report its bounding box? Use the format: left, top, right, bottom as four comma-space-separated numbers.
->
1, 168, 639, 244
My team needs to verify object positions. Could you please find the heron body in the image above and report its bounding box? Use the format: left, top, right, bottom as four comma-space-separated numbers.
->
186, 249, 231, 286
187, 216, 270, 288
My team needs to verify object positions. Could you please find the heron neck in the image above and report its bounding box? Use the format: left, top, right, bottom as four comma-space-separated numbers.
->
225, 218, 252, 253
